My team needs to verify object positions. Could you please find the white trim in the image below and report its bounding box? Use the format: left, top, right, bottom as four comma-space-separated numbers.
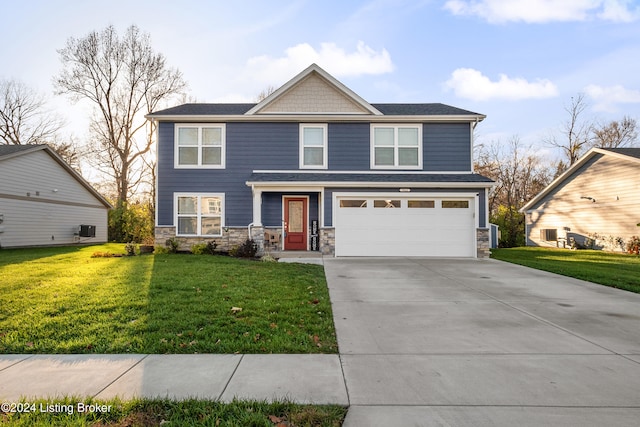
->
282, 195, 310, 251
174, 192, 225, 237
370, 124, 423, 170
149, 114, 485, 123
252, 169, 475, 175
246, 181, 491, 189
299, 123, 328, 169
174, 123, 226, 169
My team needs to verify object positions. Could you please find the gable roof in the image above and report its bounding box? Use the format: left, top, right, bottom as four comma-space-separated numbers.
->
520, 147, 640, 212
147, 64, 485, 122
0, 144, 112, 208
246, 64, 382, 115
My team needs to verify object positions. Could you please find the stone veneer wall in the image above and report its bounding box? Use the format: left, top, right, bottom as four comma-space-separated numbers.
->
155, 226, 254, 253
477, 228, 490, 258
320, 228, 335, 256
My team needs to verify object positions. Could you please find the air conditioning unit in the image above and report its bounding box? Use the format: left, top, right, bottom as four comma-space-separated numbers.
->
79, 225, 96, 238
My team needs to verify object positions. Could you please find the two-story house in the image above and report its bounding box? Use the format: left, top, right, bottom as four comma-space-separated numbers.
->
148, 64, 494, 257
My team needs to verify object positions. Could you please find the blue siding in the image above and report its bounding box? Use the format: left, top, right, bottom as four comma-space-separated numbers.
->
157, 121, 477, 228
424, 123, 471, 171
328, 123, 370, 170
158, 122, 299, 226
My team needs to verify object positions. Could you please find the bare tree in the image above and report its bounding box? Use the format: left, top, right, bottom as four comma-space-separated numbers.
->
55, 25, 187, 204
546, 93, 592, 168
591, 116, 638, 148
476, 136, 552, 247
256, 85, 277, 102
0, 78, 64, 146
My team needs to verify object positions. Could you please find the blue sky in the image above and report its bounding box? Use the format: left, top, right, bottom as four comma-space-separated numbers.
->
2, 0, 640, 157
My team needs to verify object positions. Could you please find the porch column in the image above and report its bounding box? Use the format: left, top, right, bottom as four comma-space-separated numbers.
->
252, 187, 263, 226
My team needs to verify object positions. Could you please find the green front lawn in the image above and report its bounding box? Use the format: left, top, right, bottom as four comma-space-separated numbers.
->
1, 397, 347, 426
491, 247, 640, 293
0, 244, 337, 354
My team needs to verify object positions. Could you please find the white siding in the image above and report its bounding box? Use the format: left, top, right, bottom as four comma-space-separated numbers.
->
0, 150, 109, 248
526, 154, 640, 250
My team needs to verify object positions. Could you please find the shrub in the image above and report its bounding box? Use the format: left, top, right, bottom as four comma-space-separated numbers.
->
154, 246, 168, 254
190, 243, 208, 255
125, 243, 137, 256
260, 254, 277, 263
205, 240, 218, 255
165, 237, 179, 254
230, 239, 258, 258
108, 200, 154, 243
627, 236, 640, 255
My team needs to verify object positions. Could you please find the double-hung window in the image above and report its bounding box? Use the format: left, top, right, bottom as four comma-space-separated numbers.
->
176, 193, 224, 236
300, 124, 327, 169
175, 124, 225, 168
371, 125, 422, 169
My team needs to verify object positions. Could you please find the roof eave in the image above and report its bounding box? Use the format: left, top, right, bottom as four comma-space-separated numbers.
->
145, 113, 486, 122
246, 180, 493, 189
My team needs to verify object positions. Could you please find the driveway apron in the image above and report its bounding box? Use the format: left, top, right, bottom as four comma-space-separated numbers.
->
324, 257, 640, 427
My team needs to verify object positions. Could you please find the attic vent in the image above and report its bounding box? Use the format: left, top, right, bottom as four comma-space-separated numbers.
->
79, 225, 96, 238
540, 229, 557, 242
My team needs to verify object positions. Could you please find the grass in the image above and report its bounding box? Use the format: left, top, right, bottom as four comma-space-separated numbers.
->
0, 244, 337, 354
0, 397, 347, 426
491, 247, 640, 293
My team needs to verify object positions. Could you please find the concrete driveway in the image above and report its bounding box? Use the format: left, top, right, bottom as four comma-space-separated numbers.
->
324, 258, 640, 426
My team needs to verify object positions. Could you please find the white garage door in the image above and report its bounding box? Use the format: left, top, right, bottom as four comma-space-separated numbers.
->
335, 195, 476, 257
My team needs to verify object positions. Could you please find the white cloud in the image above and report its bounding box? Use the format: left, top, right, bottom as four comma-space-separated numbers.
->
584, 84, 640, 111
244, 41, 394, 86
444, 68, 558, 101
443, 0, 640, 23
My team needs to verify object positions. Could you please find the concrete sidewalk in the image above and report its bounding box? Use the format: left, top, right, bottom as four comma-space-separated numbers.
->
0, 353, 347, 404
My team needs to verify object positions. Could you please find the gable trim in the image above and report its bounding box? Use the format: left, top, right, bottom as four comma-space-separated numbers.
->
245, 64, 382, 116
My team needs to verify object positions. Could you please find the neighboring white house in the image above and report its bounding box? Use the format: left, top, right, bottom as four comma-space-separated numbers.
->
521, 148, 640, 251
0, 145, 111, 248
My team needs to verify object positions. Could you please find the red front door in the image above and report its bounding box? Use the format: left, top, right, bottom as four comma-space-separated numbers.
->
284, 197, 308, 250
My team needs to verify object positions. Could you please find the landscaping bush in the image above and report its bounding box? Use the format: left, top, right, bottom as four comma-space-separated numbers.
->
627, 236, 640, 255
190, 243, 208, 255
230, 239, 258, 258
165, 237, 179, 254
108, 201, 154, 243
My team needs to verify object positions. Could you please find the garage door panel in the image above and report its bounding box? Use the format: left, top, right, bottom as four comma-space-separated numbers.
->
335, 196, 475, 257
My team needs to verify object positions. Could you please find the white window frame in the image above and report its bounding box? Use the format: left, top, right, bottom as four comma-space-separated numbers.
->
370, 124, 422, 170
174, 124, 226, 168
174, 193, 225, 237
299, 123, 328, 169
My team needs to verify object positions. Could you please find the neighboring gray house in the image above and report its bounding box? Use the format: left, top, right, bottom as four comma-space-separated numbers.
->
0, 144, 111, 248
148, 64, 494, 257
521, 147, 640, 250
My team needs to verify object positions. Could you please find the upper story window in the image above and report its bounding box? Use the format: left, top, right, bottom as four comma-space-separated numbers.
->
175, 124, 225, 168
371, 124, 422, 169
300, 124, 327, 169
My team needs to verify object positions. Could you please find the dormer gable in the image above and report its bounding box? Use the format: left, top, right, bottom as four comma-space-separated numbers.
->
246, 63, 382, 116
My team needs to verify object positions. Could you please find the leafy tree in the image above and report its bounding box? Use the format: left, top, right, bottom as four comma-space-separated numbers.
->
55, 25, 187, 205
476, 136, 552, 247
108, 200, 154, 243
